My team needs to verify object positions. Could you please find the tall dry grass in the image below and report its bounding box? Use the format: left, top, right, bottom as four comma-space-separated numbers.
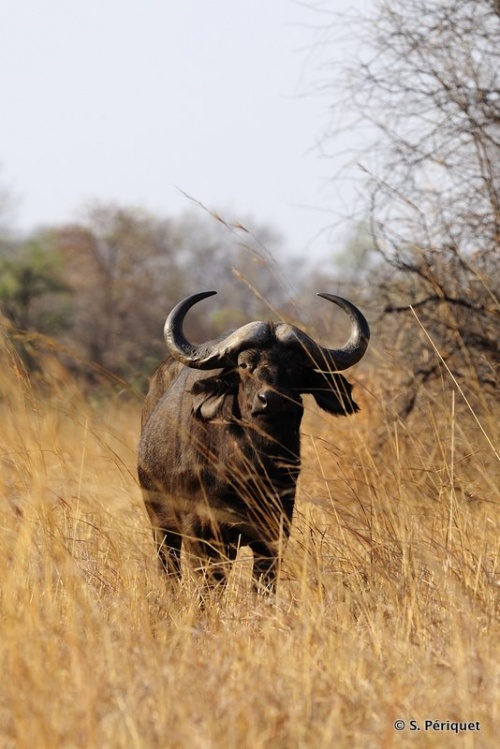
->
0, 334, 498, 748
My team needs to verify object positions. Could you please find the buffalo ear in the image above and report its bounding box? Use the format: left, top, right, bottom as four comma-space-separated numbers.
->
190, 374, 235, 420
301, 370, 359, 416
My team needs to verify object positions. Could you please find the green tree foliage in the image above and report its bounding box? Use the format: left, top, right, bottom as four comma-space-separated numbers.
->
0, 236, 69, 332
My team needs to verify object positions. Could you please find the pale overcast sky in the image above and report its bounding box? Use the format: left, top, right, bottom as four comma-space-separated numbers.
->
0, 0, 372, 259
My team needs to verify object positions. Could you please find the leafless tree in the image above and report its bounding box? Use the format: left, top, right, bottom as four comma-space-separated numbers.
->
55, 205, 181, 375
323, 0, 500, 411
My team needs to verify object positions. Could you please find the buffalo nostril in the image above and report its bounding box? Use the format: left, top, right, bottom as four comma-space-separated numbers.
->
257, 392, 268, 408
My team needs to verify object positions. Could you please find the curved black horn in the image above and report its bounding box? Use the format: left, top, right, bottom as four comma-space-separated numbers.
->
164, 291, 271, 370
275, 293, 370, 371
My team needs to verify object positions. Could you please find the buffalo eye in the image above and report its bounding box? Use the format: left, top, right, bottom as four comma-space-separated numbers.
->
238, 353, 257, 373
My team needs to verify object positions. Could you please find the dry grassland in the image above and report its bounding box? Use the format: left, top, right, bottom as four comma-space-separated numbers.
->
0, 337, 498, 748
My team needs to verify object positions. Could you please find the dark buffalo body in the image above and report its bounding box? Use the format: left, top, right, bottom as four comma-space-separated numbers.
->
138, 291, 370, 591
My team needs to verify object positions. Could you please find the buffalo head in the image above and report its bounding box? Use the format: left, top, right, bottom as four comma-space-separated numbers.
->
166, 290, 369, 421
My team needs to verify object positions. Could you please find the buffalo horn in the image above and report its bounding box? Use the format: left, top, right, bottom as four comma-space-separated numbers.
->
164, 291, 271, 369
164, 290, 369, 371
275, 293, 370, 371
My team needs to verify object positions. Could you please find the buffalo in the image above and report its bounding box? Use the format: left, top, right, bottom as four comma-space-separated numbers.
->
138, 290, 370, 593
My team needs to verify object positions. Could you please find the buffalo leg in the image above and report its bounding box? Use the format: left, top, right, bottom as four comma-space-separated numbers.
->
143, 493, 182, 577
184, 524, 237, 596
156, 527, 182, 577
